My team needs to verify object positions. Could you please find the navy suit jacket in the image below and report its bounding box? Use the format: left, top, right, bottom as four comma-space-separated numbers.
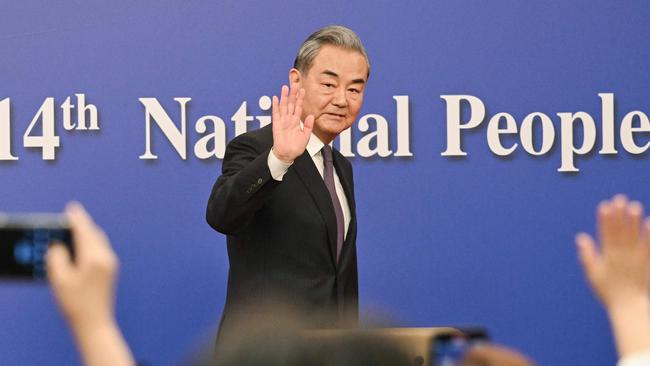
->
206, 124, 358, 336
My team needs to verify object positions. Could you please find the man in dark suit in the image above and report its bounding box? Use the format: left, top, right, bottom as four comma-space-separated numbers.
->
206, 25, 370, 341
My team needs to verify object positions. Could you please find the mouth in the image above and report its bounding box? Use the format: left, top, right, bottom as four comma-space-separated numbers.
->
324, 113, 345, 121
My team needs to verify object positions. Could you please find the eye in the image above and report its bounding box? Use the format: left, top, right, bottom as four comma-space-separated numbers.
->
348, 88, 360, 94
322, 83, 335, 88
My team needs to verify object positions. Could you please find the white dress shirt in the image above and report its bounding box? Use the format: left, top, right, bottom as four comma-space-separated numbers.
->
617, 350, 650, 366
267, 133, 351, 239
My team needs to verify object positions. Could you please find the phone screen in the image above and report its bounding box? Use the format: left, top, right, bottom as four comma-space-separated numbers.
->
0, 226, 72, 280
433, 330, 487, 366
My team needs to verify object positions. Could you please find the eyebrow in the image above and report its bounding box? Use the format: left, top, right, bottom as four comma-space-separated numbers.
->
321, 70, 366, 85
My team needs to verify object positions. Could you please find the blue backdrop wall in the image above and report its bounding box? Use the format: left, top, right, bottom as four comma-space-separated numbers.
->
2, 1, 650, 365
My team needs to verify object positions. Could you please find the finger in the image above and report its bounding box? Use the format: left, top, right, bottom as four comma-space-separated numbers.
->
612, 193, 628, 206
293, 105, 303, 124
642, 218, 650, 249
576, 232, 600, 284
302, 114, 314, 135
65, 202, 101, 259
626, 200, 644, 245
640, 219, 650, 266
597, 200, 613, 249
47, 243, 73, 285
279, 85, 289, 120
287, 84, 297, 116
611, 194, 628, 233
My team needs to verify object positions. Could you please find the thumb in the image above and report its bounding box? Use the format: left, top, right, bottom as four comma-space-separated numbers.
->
47, 243, 73, 285
302, 115, 314, 135
576, 232, 600, 284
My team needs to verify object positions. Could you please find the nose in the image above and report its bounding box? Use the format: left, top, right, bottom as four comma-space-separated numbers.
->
332, 87, 348, 108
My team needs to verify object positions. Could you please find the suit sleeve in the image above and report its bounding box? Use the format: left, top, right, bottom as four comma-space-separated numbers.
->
206, 133, 281, 235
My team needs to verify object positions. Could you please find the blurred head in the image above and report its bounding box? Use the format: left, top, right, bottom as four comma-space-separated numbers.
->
290, 26, 370, 144
211, 300, 412, 366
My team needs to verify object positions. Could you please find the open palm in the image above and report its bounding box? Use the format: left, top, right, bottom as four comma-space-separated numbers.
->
271, 85, 314, 163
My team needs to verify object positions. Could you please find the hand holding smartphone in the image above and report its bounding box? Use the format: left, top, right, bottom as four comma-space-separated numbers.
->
4, 203, 135, 366
0, 213, 73, 280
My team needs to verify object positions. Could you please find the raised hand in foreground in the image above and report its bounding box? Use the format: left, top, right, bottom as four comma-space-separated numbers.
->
48, 202, 134, 366
576, 194, 650, 359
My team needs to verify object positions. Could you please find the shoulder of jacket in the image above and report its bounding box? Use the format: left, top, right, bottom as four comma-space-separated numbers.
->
228, 124, 273, 149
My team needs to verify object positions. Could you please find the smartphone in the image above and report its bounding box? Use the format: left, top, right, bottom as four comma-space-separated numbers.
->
432, 328, 488, 366
0, 214, 73, 280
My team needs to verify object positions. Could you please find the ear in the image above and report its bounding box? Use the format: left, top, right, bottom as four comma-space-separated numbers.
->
289, 68, 302, 89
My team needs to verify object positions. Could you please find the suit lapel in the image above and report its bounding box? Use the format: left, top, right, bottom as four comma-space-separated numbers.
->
332, 150, 355, 267
292, 151, 338, 266
332, 152, 355, 215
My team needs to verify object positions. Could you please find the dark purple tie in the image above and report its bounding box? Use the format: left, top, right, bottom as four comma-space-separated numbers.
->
321, 145, 345, 263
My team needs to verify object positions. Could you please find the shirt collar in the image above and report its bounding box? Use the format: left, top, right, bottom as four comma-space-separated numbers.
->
306, 133, 327, 157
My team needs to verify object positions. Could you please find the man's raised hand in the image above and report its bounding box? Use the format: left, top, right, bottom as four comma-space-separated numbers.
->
576, 194, 650, 310
271, 85, 314, 163
576, 195, 650, 358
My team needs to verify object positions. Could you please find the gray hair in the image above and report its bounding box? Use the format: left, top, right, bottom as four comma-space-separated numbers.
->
293, 25, 370, 78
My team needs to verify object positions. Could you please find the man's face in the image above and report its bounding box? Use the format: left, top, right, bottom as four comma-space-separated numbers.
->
291, 45, 368, 144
